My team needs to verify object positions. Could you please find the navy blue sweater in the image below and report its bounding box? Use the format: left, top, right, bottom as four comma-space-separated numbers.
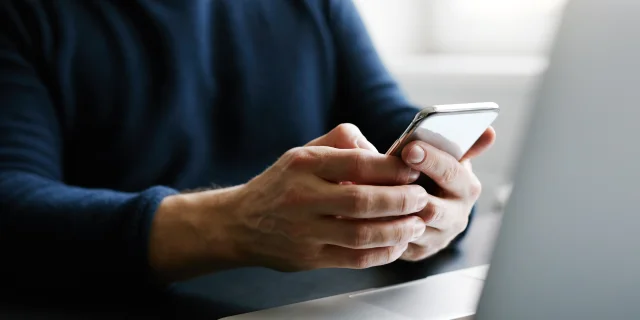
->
0, 0, 469, 290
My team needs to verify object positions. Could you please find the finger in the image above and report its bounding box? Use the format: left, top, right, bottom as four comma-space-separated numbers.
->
415, 197, 470, 233
323, 183, 428, 218
414, 195, 450, 230
460, 127, 496, 161
306, 123, 378, 152
320, 243, 409, 269
401, 142, 480, 198
298, 147, 419, 185
413, 195, 471, 232
400, 240, 447, 262
462, 159, 472, 172
312, 215, 426, 249
408, 226, 440, 247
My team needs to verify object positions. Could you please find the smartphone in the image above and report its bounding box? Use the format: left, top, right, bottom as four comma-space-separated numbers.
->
386, 102, 500, 160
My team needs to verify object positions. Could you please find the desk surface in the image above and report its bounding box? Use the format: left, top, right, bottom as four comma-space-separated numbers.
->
0, 213, 502, 320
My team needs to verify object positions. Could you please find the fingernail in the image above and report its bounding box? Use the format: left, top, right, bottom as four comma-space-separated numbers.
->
416, 191, 428, 211
408, 169, 420, 182
407, 146, 425, 164
412, 220, 426, 241
356, 137, 379, 153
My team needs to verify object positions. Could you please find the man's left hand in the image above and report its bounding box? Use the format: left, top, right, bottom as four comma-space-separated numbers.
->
400, 127, 496, 261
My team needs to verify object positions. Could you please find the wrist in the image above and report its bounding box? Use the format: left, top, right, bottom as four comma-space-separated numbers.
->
148, 186, 246, 282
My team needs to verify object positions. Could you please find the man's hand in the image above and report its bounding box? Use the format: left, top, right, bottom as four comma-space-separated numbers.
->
231, 146, 425, 271
306, 123, 379, 152
149, 124, 426, 281
400, 127, 496, 261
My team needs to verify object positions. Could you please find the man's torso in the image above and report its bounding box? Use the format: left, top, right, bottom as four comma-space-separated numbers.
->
15, 0, 339, 190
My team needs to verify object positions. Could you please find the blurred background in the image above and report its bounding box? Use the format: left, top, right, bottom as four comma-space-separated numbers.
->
354, 0, 569, 214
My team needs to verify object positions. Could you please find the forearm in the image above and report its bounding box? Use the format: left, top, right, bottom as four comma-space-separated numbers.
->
0, 171, 177, 289
0, 171, 251, 289
149, 186, 247, 283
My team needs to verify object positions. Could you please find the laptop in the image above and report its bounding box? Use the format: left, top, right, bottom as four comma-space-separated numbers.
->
223, 0, 640, 319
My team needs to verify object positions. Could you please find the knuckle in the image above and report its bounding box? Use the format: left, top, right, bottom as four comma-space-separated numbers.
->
462, 160, 473, 171
283, 147, 304, 160
469, 178, 483, 198
282, 223, 311, 241
452, 216, 470, 234
335, 123, 359, 136
353, 251, 375, 269
399, 190, 409, 214
422, 202, 443, 224
384, 246, 395, 264
395, 163, 414, 185
283, 147, 316, 170
441, 164, 460, 183
350, 151, 368, 179
435, 240, 450, 253
391, 224, 406, 244
408, 246, 430, 261
413, 247, 439, 260
429, 239, 447, 252
447, 211, 469, 234
282, 183, 307, 207
352, 224, 374, 248
421, 152, 439, 173
333, 124, 363, 149
348, 188, 372, 216
296, 246, 322, 265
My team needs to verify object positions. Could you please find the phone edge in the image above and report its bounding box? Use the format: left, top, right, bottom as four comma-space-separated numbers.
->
385, 102, 500, 157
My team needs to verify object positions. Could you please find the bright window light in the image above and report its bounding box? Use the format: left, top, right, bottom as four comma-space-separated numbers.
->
355, 0, 569, 56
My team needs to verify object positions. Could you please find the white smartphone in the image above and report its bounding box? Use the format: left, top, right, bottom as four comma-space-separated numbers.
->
386, 102, 500, 160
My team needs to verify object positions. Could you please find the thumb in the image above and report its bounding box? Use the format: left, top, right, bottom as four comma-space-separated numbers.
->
306, 123, 378, 152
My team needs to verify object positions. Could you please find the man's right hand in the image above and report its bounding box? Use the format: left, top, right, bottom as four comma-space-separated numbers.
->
149, 125, 428, 281
229, 142, 429, 272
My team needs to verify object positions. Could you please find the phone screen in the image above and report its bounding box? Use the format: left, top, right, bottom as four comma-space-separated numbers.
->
413, 111, 498, 160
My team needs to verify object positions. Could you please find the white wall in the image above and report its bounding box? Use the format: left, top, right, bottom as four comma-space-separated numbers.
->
354, 0, 567, 56
353, 0, 431, 56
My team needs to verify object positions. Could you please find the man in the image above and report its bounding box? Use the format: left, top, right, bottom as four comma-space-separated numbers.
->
0, 0, 495, 291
